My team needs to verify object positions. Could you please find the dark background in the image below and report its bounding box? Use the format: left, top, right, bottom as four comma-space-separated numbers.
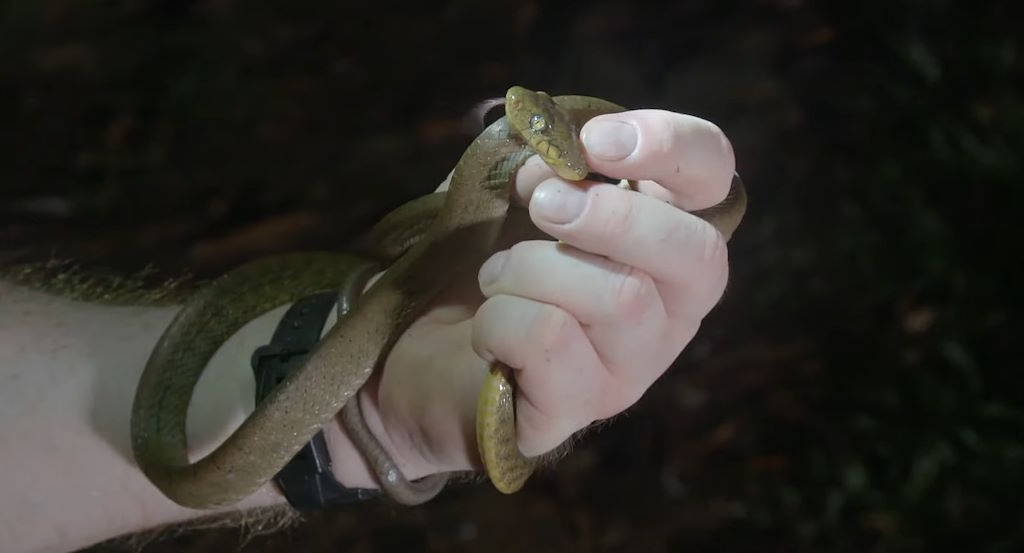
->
2, 0, 1021, 551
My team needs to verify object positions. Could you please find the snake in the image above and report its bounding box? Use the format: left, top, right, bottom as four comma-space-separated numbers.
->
130, 86, 748, 509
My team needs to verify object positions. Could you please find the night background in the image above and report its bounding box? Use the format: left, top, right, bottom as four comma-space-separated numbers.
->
2, 0, 1021, 551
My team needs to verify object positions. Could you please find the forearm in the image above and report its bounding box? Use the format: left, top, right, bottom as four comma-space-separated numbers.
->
0, 281, 384, 552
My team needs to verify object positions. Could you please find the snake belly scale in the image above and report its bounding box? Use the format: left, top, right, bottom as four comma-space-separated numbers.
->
130, 86, 747, 508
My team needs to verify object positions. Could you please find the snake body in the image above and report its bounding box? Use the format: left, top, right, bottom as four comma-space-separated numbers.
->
130, 86, 747, 508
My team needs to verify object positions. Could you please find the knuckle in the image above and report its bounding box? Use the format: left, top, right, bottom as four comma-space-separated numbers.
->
529, 304, 575, 359
499, 241, 542, 285
473, 296, 527, 368
593, 372, 644, 420
591, 187, 637, 238
704, 121, 736, 202
689, 220, 731, 312
646, 114, 679, 158
503, 241, 530, 270
694, 217, 728, 268
718, 132, 736, 175
609, 266, 657, 322
702, 119, 731, 155
471, 297, 502, 350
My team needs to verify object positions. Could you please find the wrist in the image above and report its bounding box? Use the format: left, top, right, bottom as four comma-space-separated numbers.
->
362, 314, 489, 477
320, 268, 441, 487
322, 380, 439, 489
247, 289, 385, 506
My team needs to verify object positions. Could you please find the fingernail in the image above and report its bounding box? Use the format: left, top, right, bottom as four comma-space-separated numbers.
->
581, 119, 637, 160
478, 251, 507, 287
532, 180, 587, 224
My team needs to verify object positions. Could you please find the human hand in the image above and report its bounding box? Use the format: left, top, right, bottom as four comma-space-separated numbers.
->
349, 108, 739, 483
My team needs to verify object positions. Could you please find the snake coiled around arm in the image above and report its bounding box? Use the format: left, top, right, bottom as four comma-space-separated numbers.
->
130, 86, 747, 508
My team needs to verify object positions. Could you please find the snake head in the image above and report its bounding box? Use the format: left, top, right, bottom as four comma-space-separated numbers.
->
505, 86, 589, 181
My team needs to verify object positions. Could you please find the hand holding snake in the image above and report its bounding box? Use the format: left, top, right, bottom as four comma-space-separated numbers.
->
131, 87, 746, 508
380, 98, 745, 478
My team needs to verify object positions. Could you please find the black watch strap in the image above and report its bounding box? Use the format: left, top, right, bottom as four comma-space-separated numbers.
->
251, 290, 380, 510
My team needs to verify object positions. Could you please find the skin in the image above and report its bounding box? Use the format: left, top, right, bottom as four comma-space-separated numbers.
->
0, 99, 741, 552
130, 86, 747, 509
476, 90, 746, 493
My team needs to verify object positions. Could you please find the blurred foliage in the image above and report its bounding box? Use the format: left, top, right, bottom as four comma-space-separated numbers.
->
729, 1, 1024, 549
1, 0, 1021, 551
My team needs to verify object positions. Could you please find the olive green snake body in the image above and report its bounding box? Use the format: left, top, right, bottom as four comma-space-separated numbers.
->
130, 86, 747, 508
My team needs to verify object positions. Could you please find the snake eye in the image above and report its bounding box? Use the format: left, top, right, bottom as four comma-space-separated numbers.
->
528, 114, 548, 133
